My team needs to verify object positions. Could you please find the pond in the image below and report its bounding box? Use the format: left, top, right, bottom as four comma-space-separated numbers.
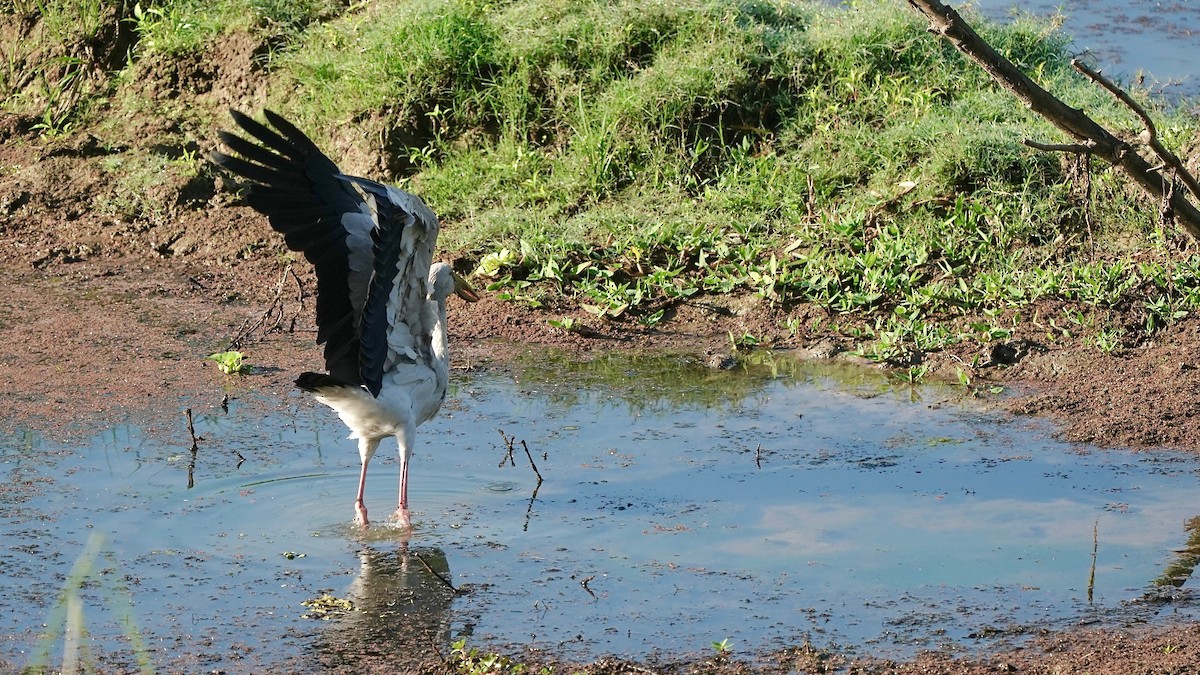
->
3, 352, 1200, 671
970, 0, 1200, 98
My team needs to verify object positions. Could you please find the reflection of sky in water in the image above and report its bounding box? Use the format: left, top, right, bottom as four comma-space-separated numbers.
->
968, 0, 1200, 96
3, 360, 1200, 671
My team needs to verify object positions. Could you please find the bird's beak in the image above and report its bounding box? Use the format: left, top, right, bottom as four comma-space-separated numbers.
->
453, 271, 480, 302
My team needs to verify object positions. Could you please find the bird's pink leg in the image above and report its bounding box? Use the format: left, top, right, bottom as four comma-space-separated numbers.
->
354, 461, 370, 527
393, 427, 414, 528
355, 438, 381, 528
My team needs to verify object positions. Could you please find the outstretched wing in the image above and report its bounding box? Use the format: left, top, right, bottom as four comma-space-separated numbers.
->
209, 109, 441, 396
342, 176, 442, 395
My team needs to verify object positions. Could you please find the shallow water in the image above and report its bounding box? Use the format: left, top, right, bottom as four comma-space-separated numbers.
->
969, 0, 1200, 97
3, 353, 1200, 671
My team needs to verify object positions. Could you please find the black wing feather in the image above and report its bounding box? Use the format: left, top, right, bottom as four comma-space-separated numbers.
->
226, 110, 308, 163
210, 109, 367, 386
357, 200, 416, 396
211, 153, 296, 188
216, 131, 297, 174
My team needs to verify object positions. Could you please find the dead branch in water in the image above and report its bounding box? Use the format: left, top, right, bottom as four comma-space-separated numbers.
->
498, 429, 543, 484
498, 429, 516, 467
905, 0, 1200, 241
413, 551, 458, 594
186, 408, 199, 489
520, 439, 544, 484
1087, 518, 1098, 603
498, 429, 545, 530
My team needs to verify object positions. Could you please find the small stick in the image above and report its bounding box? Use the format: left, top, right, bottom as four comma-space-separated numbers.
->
185, 408, 199, 489
286, 265, 305, 333
230, 263, 295, 350
755, 444, 763, 469
429, 635, 448, 665
523, 482, 541, 532
580, 575, 596, 599
186, 409, 199, 452
1087, 518, 1099, 603
1022, 138, 1094, 154
521, 440, 543, 484
497, 429, 516, 467
413, 551, 457, 593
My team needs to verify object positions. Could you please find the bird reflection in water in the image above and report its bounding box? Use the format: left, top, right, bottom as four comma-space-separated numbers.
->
312, 545, 458, 671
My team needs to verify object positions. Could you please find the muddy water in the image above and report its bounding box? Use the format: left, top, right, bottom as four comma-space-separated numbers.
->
3, 354, 1200, 671
971, 0, 1200, 97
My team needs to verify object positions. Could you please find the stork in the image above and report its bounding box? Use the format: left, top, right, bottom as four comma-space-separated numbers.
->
210, 109, 477, 528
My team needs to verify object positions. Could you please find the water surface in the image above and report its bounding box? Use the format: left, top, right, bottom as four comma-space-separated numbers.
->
970, 0, 1200, 97
2, 353, 1200, 671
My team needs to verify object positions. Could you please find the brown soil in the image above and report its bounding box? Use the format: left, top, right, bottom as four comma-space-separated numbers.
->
4, 28, 1200, 675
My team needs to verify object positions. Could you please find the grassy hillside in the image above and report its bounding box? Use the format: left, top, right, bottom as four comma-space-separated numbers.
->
6, 0, 1200, 371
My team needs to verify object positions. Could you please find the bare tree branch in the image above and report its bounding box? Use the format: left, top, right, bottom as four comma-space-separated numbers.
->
1071, 59, 1200, 204
905, 0, 1200, 241
1022, 139, 1093, 154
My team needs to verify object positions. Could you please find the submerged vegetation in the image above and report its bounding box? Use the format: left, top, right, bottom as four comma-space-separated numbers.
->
5, 0, 1200, 367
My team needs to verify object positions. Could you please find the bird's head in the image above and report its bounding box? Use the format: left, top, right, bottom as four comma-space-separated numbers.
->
429, 262, 479, 303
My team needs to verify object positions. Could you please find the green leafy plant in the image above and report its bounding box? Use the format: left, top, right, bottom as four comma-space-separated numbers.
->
955, 367, 972, 387
547, 316, 578, 332
206, 350, 251, 375
474, 247, 519, 278
448, 638, 551, 675
728, 331, 759, 352
1094, 327, 1125, 354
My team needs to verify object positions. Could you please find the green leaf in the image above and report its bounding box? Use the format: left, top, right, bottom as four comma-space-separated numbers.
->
206, 351, 250, 375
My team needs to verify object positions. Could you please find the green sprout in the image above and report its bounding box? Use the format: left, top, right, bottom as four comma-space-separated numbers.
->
206, 350, 250, 375
547, 316, 578, 332
474, 247, 518, 278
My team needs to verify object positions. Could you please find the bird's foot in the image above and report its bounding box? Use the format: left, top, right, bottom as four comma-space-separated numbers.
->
392, 507, 412, 530
354, 500, 370, 528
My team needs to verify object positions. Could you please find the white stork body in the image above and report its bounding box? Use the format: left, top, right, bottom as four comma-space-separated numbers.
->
210, 110, 475, 528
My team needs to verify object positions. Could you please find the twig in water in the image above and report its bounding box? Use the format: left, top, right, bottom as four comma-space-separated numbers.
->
580, 575, 596, 599
186, 408, 199, 452
755, 444, 764, 469
497, 429, 516, 467
1088, 518, 1099, 603
413, 551, 457, 594
186, 408, 199, 489
523, 481, 541, 532
499, 431, 545, 528
521, 440, 543, 484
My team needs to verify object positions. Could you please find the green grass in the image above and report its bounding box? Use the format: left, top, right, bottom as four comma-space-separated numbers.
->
127, 0, 343, 57
9, 0, 1200, 370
